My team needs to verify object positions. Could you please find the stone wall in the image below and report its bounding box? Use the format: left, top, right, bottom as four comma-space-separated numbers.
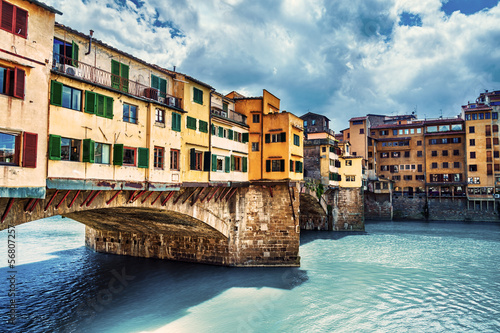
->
364, 192, 393, 220
335, 187, 365, 231
392, 196, 426, 220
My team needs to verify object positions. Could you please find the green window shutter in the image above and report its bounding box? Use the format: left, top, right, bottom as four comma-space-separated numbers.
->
113, 144, 124, 166
187, 116, 197, 130
105, 96, 114, 119
242, 157, 247, 173
265, 134, 270, 143
138, 147, 149, 168
218, 126, 223, 138
242, 133, 249, 143
111, 60, 120, 90
72, 41, 79, 67
48, 134, 61, 160
82, 139, 95, 163
212, 154, 217, 172
85, 91, 97, 114
199, 120, 208, 133
290, 159, 294, 172
190, 148, 196, 170
50, 81, 63, 106
295, 160, 300, 173
203, 151, 211, 172
172, 113, 181, 132
225, 156, 230, 173
121, 64, 129, 93
97, 94, 105, 117
280, 159, 285, 172
280, 132, 286, 142
151, 74, 159, 89
228, 129, 234, 140
266, 160, 271, 172
211, 124, 216, 135
223, 103, 228, 112
193, 87, 203, 104
299, 161, 303, 173
159, 78, 167, 97
231, 155, 235, 171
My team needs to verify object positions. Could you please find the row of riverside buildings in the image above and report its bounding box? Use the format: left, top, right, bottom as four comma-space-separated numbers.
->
0, 0, 308, 201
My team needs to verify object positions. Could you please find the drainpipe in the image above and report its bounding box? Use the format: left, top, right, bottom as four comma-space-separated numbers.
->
85, 30, 94, 55
261, 99, 264, 180
208, 89, 214, 184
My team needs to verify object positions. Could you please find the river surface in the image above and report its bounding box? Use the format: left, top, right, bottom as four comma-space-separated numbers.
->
1, 217, 499, 333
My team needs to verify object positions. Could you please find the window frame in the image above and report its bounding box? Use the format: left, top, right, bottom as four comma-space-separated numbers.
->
123, 103, 138, 124
153, 146, 164, 169
123, 147, 137, 166
94, 142, 111, 164
0, 1, 28, 38
170, 149, 180, 170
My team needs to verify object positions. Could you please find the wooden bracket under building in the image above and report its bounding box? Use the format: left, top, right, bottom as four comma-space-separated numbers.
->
56, 190, 71, 209
1, 198, 15, 223
68, 190, 81, 208
44, 190, 59, 211
151, 191, 164, 205
106, 190, 122, 205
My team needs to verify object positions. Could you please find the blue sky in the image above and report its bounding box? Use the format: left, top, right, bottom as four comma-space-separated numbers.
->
46, 0, 500, 131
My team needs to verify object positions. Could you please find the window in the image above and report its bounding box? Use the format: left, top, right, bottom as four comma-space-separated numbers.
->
322, 147, 327, 153
495, 151, 500, 158
193, 87, 203, 105
469, 139, 475, 146
454, 162, 460, 168
380, 130, 388, 136
399, 129, 403, 135
417, 140, 422, 146
392, 129, 397, 136
123, 147, 136, 166
466, 114, 471, 120
346, 160, 352, 166
404, 175, 412, 181
368, 152, 372, 158
442, 150, 448, 156
252, 142, 259, 152
111, 60, 129, 93
294, 134, 300, 146
0, 65, 25, 99
123, 104, 137, 124
84, 91, 114, 118
469, 165, 477, 172
186, 116, 197, 130
272, 159, 284, 172
431, 151, 437, 157
155, 108, 165, 124
265, 132, 286, 143
199, 120, 208, 133
392, 176, 400, 181
61, 138, 81, 161
429, 139, 437, 145
452, 137, 461, 143
443, 162, 449, 168
253, 114, 260, 123
0, 132, 19, 165
417, 151, 423, 157
391, 152, 400, 158
172, 113, 181, 132
50, 81, 82, 111
346, 175, 356, 181
213, 155, 225, 172
381, 165, 389, 171
431, 162, 438, 168
418, 164, 423, 172
470, 152, 476, 159
53, 38, 78, 66
359, 128, 364, 134
170, 149, 179, 170
479, 113, 484, 120
493, 112, 498, 119
380, 152, 389, 158
154, 146, 164, 169
416, 175, 424, 181
231, 155, 242, 172
151, 74, 167, 99
352, 120, 363, 125
404, 151, 410, 158
472, 113, 477, 120
190, 148, 204, 171
0, 1, 28, 38
469, 126, 475, 133
453, 150, 459, 156
94, 143, 110, 164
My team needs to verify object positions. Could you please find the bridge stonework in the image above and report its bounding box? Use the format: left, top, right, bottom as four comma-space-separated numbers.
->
0, 182, 300, 267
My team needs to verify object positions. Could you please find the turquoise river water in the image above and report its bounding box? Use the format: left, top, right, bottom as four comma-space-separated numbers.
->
1, 217, 499, 332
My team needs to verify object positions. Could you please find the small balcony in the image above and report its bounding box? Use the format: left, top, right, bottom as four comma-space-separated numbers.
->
52, 54, 182, 110
305, 126, 335, 136
211, 107, 247, 125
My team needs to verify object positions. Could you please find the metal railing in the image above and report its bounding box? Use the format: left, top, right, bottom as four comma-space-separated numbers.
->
52, 54, 182, 109
211, 108, 247, 125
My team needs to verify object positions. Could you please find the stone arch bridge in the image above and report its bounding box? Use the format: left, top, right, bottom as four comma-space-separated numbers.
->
0, 182, 300, 267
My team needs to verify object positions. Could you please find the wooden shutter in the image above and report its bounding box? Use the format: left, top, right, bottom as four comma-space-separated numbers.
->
85, 91, 97, 114
203, 151, 211, 172
14, 7, 27, 38
242, 157, 247, 173
211, 124, 216, 135
233, 131, 239, 141
105, 96, 114, 119
225, 156, 230, 173
159, 78, 167, 97
280, 132, 286, 142
187, 116, 196, 130
231, 155, 235, 171
295, 160, 300, 173
266, 160, 271, 172
280, 159, 285, 172
242, 133, 248, 143
22, 132, 37, 168
50, 80, 63, 106
212, 154, 217, 172
172, 113, 181, 131
72, 41, 79, 67
151, 74, 159, 89
111, 60, 120, 89
13, 68, 24, 99
48, 134, 61, 160
228, 129, 234, 140
113, 144, 124, 166
82, 139, 95, 163
190, 148, 196, 170
96, 94, 105, 116
199, 120, 208, 133
265, 134, 270, 143
218, 126, 223, 137
290, 159, 294, 172
1, 2, 14, 32
120, 63, 129, 93
138, 147, 149, 168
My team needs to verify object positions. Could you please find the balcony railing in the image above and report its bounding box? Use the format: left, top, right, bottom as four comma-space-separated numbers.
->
211, 107, 247, 125
52, 54, 182, 109
305, 126, 335, 136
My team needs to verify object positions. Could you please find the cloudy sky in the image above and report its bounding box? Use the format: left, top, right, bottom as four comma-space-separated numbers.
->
45, 0, 500, 131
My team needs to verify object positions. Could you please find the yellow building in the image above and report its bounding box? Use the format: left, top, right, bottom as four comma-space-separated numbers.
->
0, 0, 61, 198
210, 92, 249, 184
47, 24, 187, 190
339, 156, 364, 188
229, 90, 304, 182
